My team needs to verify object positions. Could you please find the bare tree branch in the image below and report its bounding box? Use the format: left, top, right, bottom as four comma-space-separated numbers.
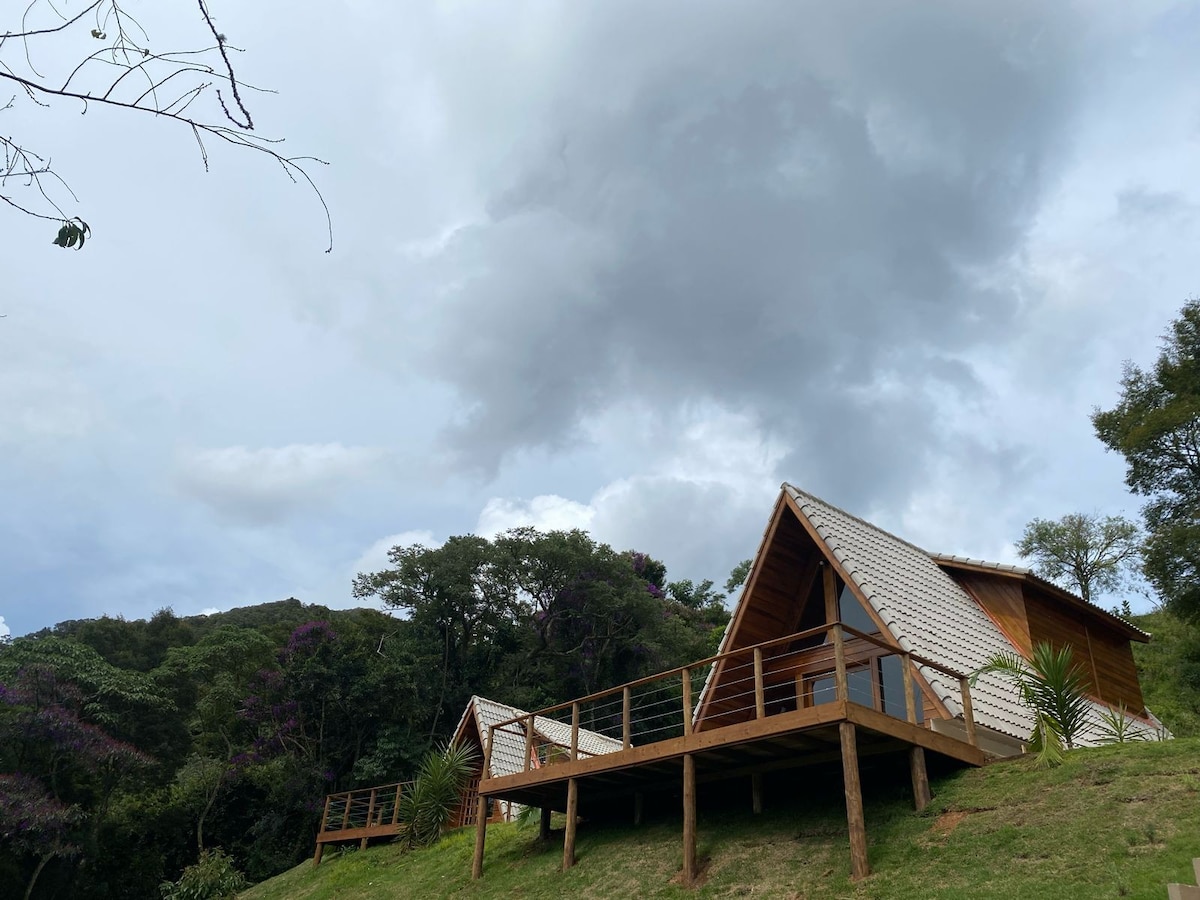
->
1, 1, 332, 251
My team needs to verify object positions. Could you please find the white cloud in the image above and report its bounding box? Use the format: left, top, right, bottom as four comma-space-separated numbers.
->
351, 530, 440, 578
175, 443, 388, 524
476, 496, 595, 537
0, 616, 9, 638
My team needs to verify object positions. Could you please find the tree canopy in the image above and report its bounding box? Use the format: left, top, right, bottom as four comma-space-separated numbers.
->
1093, 299, 1200, 619
1016, 513, 1142, 603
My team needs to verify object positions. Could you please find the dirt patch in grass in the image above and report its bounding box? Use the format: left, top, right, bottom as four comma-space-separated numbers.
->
931, 810, 968, 835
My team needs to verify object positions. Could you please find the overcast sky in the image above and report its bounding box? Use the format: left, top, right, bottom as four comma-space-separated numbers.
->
2, 1, 1198, 638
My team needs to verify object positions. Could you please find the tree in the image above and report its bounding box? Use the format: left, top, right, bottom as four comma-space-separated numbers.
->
1093, 299, 1200, 619
1, 2, 329, 249
724, 559, 752, 594
1016, 513, 1142, 603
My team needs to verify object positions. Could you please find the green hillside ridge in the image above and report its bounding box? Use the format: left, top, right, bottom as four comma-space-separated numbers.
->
242, 738, 1200, 900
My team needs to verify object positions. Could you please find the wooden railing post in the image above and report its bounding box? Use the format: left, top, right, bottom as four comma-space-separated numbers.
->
753, 648, 765, 719
472, 728, 493, 880
832, 623, 848, 704
361, 788, 377, 849
570, 702, 580, 761
681, 667, 693, 737
318, 793, 332, 834
622, 686, 632, 750
391, 783, 402, 825
524, 714, 536, 771
902, 653, 917, 724
959, 677, 978, 747
339, 792, 351, 830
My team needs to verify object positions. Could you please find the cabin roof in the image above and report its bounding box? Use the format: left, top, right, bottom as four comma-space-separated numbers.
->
710, 485, 1161, 744
453, 695, 624, 778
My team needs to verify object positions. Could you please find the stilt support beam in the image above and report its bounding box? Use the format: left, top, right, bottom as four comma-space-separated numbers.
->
312, 843, 324, 868
634, 791, 644, 826
683, 753, 697, 887
539, 806, 551, 841
909, 746, 931, 811
563, 777, 579, 871
839, 721, 870, 880
751, 772, 763, 815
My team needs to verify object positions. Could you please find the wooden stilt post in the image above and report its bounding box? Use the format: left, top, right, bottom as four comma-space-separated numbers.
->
634, 791, 643, 826
839, 721, 870, 880
471, 727, 494, 880
682, 753, 697, 887
539, 806, 551, 841
751, 772, 763, 815
312, 842, 324, 868
909, 746, 931, 811
563, 777, 579, 870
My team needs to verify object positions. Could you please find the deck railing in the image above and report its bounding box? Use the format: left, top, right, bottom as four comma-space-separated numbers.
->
317, 781, 411, 838
488, 621, 977, 774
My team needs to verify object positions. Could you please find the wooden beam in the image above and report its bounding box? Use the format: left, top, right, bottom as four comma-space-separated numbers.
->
539, 806, 551, 841
571, 702, 580, 761
839, 721, 870, 880
909, 746, 931, 812
563, 777, 579, 871
753, 648, 765, 719
823, 562, 839, 622
524, 714, 536, 771
471, 728, 493, 880
682, 753, 697, 887
902, 654, 916, 724
751, 772, 763, 814
634, 791, 643, 826
682, 668, 693, 736
959, 677, 978, 747
832, 625, 848, 703
623, 686, 632, 749
312, 843, 324, 868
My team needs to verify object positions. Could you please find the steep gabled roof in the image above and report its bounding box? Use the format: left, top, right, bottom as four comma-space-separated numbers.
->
453, 695, 624, 779
700, 484, 1162, 746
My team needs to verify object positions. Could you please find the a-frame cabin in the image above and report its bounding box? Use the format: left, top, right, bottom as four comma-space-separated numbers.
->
469, 484, 1164, 884
696, 484, 1162, 752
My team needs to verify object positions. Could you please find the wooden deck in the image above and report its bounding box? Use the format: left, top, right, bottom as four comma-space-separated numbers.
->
471, 617, 988, 884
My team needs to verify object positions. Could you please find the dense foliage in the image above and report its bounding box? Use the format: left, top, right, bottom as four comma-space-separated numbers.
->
1093, 299, 1200, 620
0, 528, 731, 899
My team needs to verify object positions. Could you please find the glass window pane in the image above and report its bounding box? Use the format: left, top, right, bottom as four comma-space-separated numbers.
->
879, 655, 923, 722
838, 584, 879, 634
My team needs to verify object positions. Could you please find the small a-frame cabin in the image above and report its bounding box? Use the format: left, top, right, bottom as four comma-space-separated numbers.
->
450, 694, 625, 826
468, 484, 1164, 883
697, 484, 1162, 753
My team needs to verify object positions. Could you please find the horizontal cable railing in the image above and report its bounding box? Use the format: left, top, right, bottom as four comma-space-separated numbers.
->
318, 781, 412, 836
487, 621, 978, 777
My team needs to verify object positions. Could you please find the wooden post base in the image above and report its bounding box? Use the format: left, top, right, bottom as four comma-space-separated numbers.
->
563, 777, 579, 871
909, 746, 931, 812
839, 721, 870, 880
539, 806, 552, 841
312, 844, 324, 868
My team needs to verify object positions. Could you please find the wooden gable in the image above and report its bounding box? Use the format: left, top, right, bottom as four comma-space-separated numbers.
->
943, 565, 1147, 716
694, 494, 944, 732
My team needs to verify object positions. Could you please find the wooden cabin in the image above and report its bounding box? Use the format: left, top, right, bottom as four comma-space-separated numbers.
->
468, 484, 1164, 884
695, 484, 1161, 754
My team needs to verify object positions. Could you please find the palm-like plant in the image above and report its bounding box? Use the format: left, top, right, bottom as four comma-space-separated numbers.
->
972, 642, 1093, 767
396, 741, 479, 849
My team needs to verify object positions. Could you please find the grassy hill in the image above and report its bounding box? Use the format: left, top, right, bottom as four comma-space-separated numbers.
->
242, 738, 1200, 900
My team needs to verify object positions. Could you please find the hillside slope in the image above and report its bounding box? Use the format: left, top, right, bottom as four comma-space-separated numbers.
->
243, 739, 1200, 900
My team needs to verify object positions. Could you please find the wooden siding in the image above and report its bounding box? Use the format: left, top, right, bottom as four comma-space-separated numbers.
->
952, 571, 1032, 656
1023, 585, 1146, 714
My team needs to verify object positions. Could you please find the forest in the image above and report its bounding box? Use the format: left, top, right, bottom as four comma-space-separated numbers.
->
0, 529, 733, 899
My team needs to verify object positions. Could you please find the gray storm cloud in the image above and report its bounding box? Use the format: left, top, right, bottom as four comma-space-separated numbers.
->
388, 0, 1084, 509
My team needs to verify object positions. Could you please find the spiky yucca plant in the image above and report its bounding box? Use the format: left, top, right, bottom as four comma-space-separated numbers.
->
396, 741, 478, 849
972, 642, 1093, 767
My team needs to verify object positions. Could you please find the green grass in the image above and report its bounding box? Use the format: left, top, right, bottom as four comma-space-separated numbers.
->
242, 738, 1200, 900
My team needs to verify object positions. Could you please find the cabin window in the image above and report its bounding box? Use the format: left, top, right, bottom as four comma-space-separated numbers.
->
879, 655, 923, 723
805, 665, 874, 708
838, 583, 880, 634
